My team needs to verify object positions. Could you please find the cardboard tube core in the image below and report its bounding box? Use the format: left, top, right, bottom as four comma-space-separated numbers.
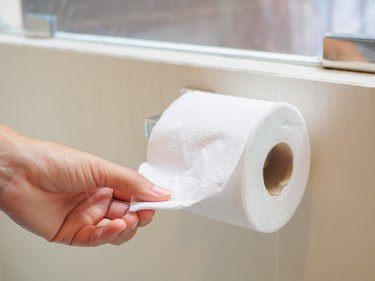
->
263, 143, 293, 196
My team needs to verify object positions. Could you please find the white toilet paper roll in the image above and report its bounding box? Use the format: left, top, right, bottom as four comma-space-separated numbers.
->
130, 90, 310, 233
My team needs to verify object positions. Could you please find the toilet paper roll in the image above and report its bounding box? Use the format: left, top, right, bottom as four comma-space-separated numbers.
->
130, 90, 310, 233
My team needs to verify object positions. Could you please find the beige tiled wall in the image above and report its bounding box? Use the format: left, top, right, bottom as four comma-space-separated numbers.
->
0, 38, 374, 281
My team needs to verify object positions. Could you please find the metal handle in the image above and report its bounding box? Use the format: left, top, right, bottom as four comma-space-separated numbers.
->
323, 33, 375, 73
24, 13, 56, 38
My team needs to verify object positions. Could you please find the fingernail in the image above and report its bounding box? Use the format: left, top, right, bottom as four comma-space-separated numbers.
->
152, 185, 171, 197
139, 218, 152, 227
131, 221, 138, 230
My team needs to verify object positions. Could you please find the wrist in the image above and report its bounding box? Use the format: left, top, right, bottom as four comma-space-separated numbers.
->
0, 125, 28, 190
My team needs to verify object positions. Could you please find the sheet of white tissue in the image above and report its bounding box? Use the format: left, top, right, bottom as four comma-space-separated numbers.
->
130, 90, 310, 233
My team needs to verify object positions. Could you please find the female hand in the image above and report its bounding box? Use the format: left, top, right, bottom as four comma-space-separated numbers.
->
0, 125, 170, 246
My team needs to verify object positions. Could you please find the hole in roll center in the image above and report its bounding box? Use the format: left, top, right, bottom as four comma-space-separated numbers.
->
263, 142, 293, 196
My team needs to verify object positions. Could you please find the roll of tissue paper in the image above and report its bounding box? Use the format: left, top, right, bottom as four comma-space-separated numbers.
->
130, 90, 310, 233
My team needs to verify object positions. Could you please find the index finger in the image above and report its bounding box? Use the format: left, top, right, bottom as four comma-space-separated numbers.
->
92, 159, 171, 202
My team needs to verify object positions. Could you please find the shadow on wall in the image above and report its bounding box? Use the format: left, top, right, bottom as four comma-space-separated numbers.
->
171, 185, 312, 280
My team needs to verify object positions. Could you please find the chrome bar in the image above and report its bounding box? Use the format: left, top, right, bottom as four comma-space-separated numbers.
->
144, 114, 161, 139
24, 14, 56, 38
144, 88, 199, 138
323, 34, 375, 73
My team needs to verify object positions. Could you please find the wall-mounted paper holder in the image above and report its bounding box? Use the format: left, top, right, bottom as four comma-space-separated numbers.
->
144, 88, 203, 138
144, 114, 161, 139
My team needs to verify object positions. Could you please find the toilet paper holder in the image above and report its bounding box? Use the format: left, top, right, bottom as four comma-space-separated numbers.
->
144, 88, 201, 138
144, 114, 161, 139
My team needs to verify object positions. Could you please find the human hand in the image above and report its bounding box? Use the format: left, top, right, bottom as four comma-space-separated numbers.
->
0, 125, 170, 246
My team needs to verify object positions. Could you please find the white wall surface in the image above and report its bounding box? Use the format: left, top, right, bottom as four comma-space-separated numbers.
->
0, 35, 374, 281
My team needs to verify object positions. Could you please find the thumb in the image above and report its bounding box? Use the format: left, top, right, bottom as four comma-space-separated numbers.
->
93, 159, 171, 202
